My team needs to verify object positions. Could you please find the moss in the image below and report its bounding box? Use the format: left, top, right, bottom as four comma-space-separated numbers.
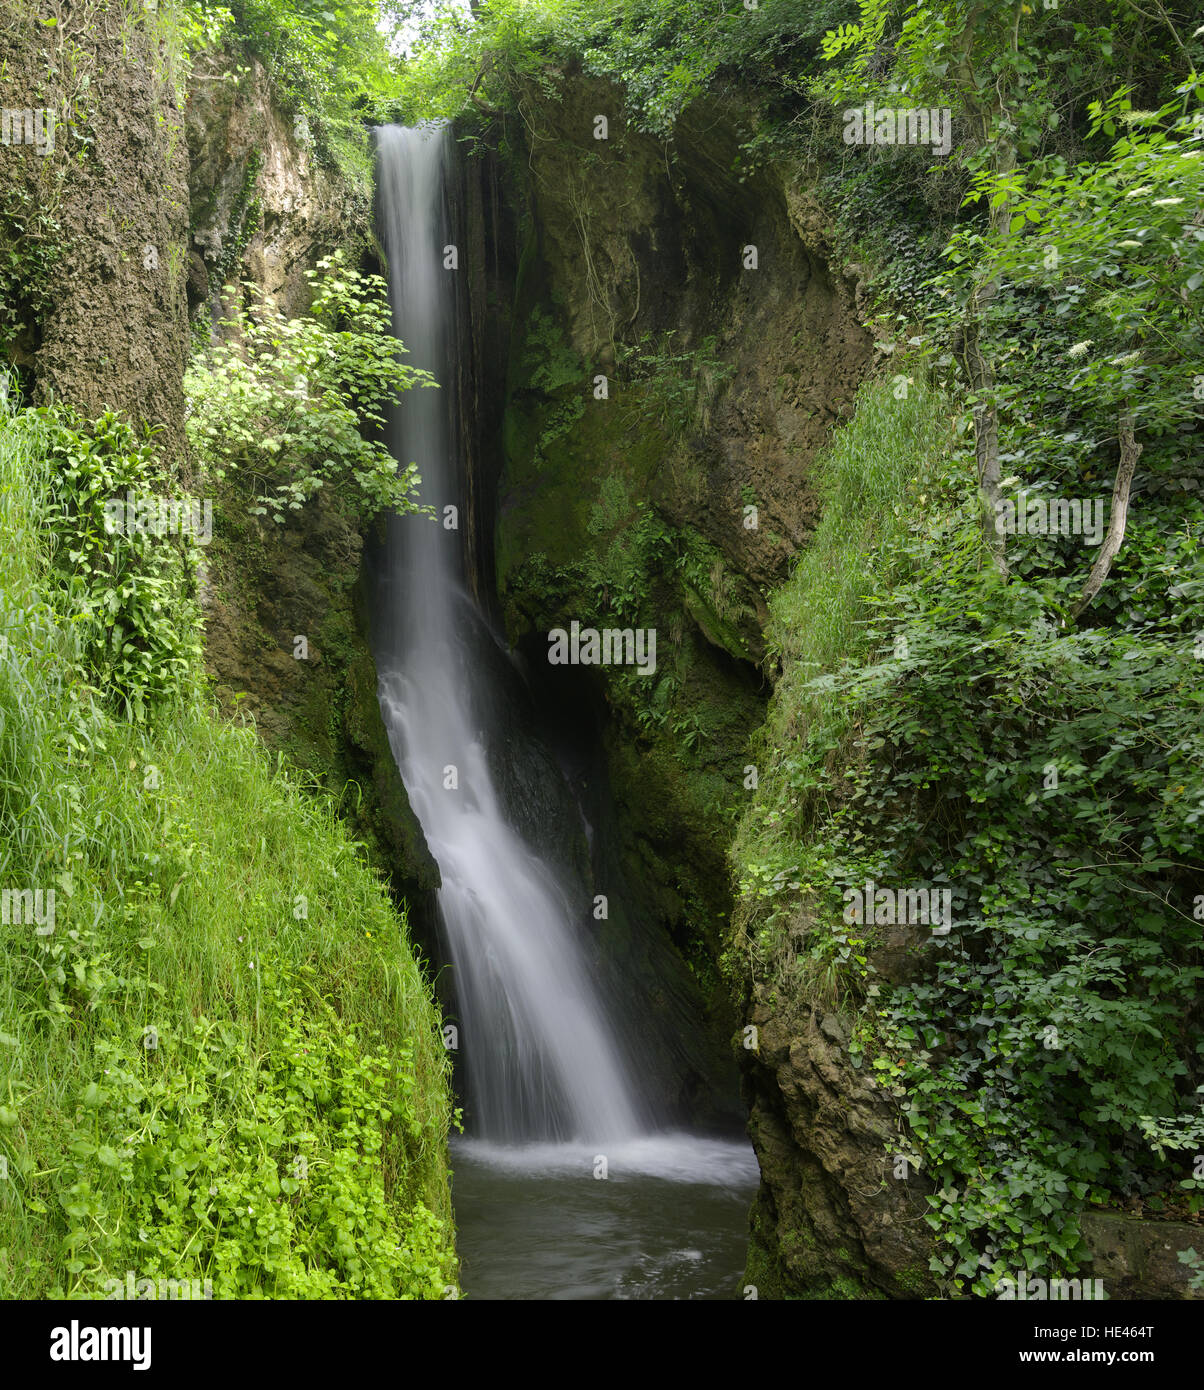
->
681, 580, 755, 664
895, 1262, 937, 1297
203, 471, 439, 898
219, 149, 264, 279
492, 253, 771, 1120
746, 1197, 890, 1298
820, 1272, 887, 1301
744, 1232, 788, 1301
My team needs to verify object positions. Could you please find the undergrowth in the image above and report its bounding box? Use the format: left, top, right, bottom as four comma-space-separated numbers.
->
0, 391, 456, 1299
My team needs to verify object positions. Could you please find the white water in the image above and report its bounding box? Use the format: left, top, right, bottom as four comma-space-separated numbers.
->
373, 124, 644, 1145
456, 1133, 761, 1185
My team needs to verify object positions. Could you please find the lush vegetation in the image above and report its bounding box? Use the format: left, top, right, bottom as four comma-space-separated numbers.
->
185, 252, 431, 527
0, 390, 457, 1298
35, 408, 203, 721
178, 0, 402, 173
732, 367, 1204, 1292
5, 0, 1202, 1303
0, 0, 462, 1306
396, 0, 1204, 1296
728, 4, 1203, 1295
389, 0, 857, 134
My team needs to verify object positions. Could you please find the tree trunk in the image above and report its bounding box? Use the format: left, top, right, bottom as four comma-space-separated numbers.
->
951, 11, 1018, 578
955, 307, 1008, 576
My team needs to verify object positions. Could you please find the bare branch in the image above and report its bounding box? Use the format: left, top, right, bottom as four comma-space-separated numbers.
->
1070, 408, 1142, 622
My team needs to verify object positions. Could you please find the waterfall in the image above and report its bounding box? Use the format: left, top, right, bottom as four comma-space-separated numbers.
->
373, 124, 647, 1145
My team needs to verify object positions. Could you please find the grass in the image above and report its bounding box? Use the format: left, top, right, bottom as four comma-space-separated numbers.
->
727, 373, 956, 987
766, 375, 952, 698
0, 394, 455, 1298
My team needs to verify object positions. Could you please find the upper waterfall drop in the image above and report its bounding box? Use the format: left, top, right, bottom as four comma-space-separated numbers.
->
372, 124, 648, 1145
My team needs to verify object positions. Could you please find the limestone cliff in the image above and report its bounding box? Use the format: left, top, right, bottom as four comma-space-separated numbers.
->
0, 2, 190, 458
484, 73, 873, 1128
185, 52, 438, 897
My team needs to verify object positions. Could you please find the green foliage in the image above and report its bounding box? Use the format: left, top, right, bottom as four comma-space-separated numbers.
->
733, 365, 1204, 1295
524, 305, 586, 396
1178, 1246, 1204, 1294
392, 0, 857, 134
0, 394, 456, 1297
185, 251, 432, 525
616, 331, 734, 438
20, 406, 202, 721
57, 971, 450, 1298
581, 498, 676, 626
847, 555, 1204, 1288
946, 88, 1204, 462
0, 186, 63, 354
720, 1, 1204, 1299
181, 0, 397, 171
219, 150, 264, 281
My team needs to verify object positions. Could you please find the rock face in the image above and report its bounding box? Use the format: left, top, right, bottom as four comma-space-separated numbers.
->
501, 75, 871, 591
484, 74, 873, 1126
1080, 1213, 1200, 1301
185, 54, 370, 324
737, 915, 1203, 1300
1, 15, 438, 907
741, 1003, 937, 1299
484, 73, 1202, 1300
0, 4, 190, 459
201, 482, 439, 896
183, 58, 440, 902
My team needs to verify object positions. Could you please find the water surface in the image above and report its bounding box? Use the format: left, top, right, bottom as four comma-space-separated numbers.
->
452, 1134, 759, 1300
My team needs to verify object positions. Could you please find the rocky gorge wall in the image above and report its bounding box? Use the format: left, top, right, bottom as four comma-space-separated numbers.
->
0, 1, 190, 458
186, 52, 441, 898
482, 72, 874, 1129
0, 9, 438, 907
479, 71, 1200, 1300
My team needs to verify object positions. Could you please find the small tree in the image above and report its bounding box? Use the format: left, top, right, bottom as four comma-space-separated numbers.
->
185, 251, 435, 525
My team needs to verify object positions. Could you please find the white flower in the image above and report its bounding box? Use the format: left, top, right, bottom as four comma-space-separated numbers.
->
1067, 340, 1093, 358
1152, 197, 1184, 206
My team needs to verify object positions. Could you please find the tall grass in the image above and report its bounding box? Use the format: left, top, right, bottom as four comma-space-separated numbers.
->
0, 394, 454, 1298
767, 377, 952, 696
728, 375, 955, 980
